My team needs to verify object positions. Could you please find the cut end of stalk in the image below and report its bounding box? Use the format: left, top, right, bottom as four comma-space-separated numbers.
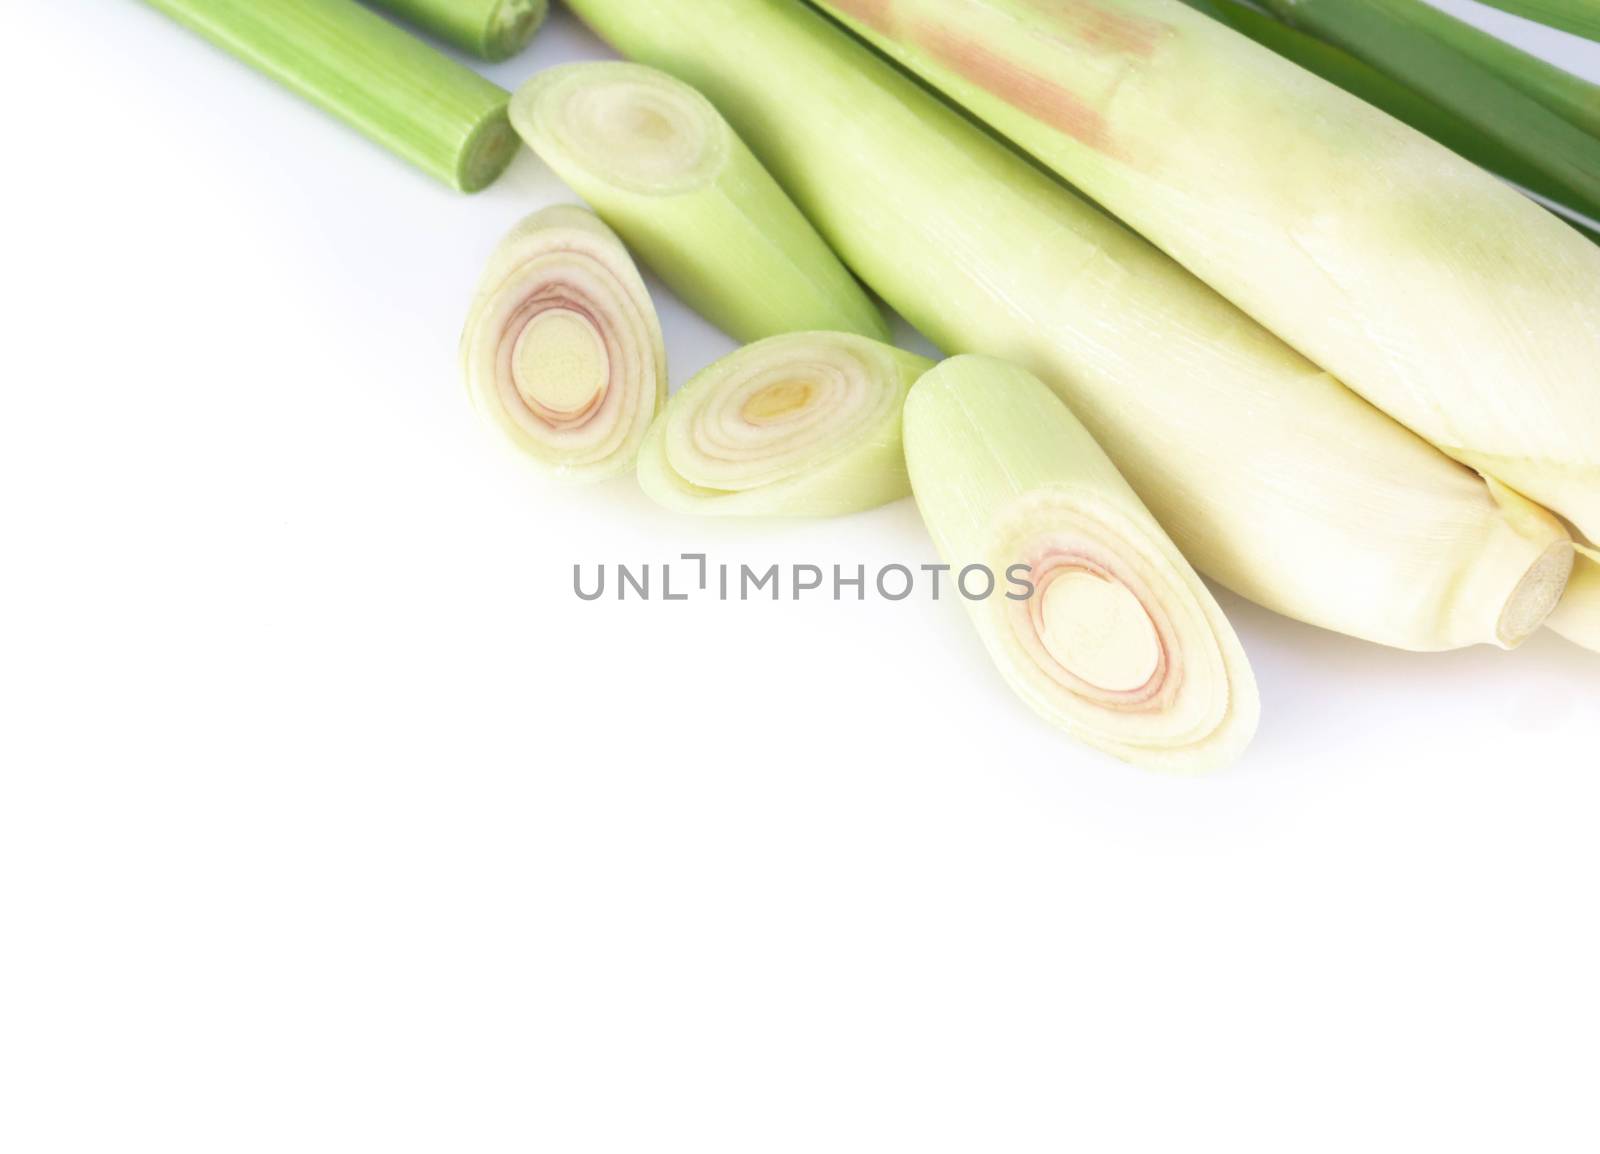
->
988, 491, 1254, 772
483, 0, 549, 62
741, 379, 817, 424
637, 332, 930, 516
1463, 475, 1576, 649
1498, 539, 1576, 648
905, 357, 1259, 773
512, 308, 609, 415
457, 105, 520, 193
1037, 568, 1163, 692
512, 62, 729, 196
462, 205, 666, 482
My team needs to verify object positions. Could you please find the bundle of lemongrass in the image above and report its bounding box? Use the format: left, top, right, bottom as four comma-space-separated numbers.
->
444, 0, 1599, 769
154, 0, 1600, 768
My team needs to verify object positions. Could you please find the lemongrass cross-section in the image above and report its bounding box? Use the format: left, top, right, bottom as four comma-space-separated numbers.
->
511, 62, 889, 343
905, 356, 1259, 772
638, 332, 930, 516
461, 206, 665, 482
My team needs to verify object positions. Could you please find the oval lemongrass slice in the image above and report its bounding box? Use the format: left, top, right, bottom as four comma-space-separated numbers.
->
511, 62, 889, 344
1548, 542, 1600, 653
905, 356, 1259, 773
366, 0, 547, 62
461, 205, 665, 482
638, 332, 930, 516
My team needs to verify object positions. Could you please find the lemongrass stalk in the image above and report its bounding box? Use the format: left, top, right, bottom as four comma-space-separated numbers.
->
1473, 0, 1600, 41
814, 0, 1600, 543
1259, 0, 1600, 221
144, 0, 516, 191
364, 0, 547, 61
1189, 0, 1597, 222
511, 63, 888, 344
461, 206, 665, 481
1346, 0, 1600, 139
565, 0, 1574, 651
906, 357, 1259, 772
637, 332, 928, 516
1547, 543, 1600, 652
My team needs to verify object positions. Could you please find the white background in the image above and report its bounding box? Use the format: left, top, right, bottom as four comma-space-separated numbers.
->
4, 2, 1599, 1150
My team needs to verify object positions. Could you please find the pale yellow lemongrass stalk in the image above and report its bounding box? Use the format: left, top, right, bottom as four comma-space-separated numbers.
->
907, 356, 1259, 771
813, 0, 1600, 541
512, 62, 888, 344
564, 0, 1574, 651
461, 205, 665, 482
638, 332, 929, 516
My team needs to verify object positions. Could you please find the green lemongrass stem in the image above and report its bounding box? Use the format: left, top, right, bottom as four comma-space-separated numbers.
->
512, 63, 889, 344
815, 0, 1600, 542
1348, 0, 1600, 138
1473, 0, 1600, 41
144, 0, 517, 191
1261, 0, 1600, 221
638, 332, 928, 516
566, 0, 1573, 651
1190, 0, 1600, 225
906, 357, 1259, 772
1547, 542, 1600, 652
363, 0, 547, 61
461, 206, 666, 481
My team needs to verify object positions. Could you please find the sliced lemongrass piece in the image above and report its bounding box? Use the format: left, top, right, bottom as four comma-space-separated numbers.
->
510, 62, 889, 344
905, 356, 1259, 773
145, 0, 517, 192
365, 0, 548, 62
461, 205, 665, 482
1548, 542, 1600, 652
638, 332, 929, 516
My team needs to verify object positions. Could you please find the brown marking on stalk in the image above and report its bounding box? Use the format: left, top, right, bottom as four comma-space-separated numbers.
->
915, 21, 1116, 153
1018, 0, 1166, 57
825, 0, 897, 35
